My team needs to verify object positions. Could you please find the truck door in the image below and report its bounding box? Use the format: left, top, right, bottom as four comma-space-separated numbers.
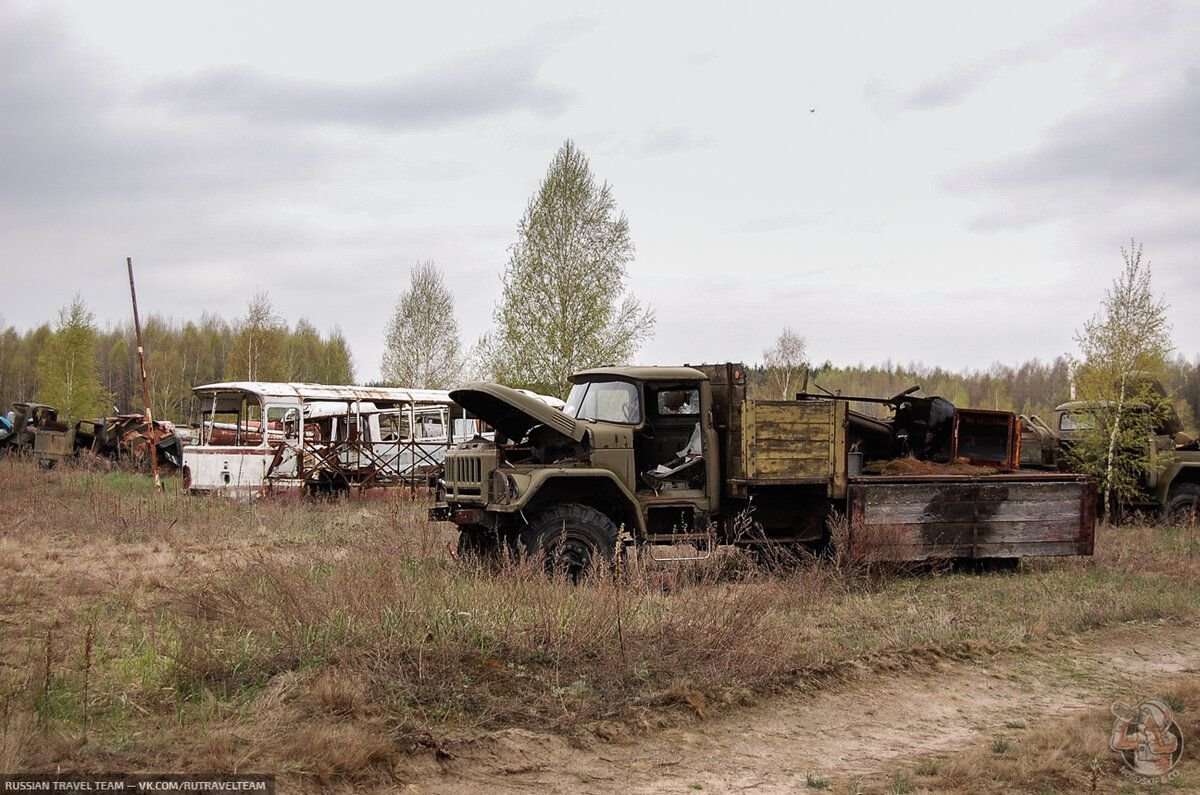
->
636, 381, 717, 537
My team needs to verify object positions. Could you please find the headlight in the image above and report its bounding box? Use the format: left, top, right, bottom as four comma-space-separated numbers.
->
491, 470, 518, 504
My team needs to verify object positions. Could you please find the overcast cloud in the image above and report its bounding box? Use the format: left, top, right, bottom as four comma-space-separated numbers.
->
977, 79, 1200, 194
144, 47, 570, 131
1, 0, 1197, 386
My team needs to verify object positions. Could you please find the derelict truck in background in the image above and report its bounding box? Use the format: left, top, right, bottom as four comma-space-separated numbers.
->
433, 363, 1096, 576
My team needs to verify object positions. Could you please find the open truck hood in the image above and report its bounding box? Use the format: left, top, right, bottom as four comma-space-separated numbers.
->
450, 383, 584, 442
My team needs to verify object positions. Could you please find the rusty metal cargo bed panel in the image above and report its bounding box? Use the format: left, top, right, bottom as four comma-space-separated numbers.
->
847, 475, 1095, 561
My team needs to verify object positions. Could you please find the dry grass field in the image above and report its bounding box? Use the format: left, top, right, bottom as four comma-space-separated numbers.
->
1, 455, 1198, 792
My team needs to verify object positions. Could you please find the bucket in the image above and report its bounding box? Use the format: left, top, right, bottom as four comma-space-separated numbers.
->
847, 451, 863, 477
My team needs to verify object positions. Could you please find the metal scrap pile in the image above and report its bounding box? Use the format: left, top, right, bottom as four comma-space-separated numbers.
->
75, 414, 184, 472
800, 385, 1023, 473
0, 403, 183, 472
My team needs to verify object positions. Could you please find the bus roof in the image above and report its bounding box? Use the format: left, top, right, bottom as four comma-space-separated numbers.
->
192, 382, 455, 406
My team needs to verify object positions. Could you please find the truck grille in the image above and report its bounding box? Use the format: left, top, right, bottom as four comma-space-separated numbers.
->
444, 451, 492, 501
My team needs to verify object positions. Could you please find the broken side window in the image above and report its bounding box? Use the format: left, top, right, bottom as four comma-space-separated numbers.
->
378, 411, 409, 442
414, 408, 447, 440
265, 406, 300, 444
655, 388, 700, 417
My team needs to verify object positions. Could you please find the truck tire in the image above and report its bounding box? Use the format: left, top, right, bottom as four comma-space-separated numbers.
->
520, 503, 618, 582
1165, 484, 1200, 527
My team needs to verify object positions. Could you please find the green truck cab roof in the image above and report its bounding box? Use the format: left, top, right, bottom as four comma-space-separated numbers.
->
570, 366, 709, 383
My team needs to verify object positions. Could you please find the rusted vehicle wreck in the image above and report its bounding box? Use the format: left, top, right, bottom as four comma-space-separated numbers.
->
434, 363, 1096, 575
76, 414, 184, 471
0, 403, 75, 469
183, 382, 477, 499
2, 402, 184, 472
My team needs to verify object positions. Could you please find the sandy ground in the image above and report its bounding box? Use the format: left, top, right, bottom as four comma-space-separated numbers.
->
397, 622, 1200, 793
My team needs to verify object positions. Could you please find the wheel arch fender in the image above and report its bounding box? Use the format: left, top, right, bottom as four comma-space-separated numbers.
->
1158, 462, 1200, 504
522, 470, 645, 536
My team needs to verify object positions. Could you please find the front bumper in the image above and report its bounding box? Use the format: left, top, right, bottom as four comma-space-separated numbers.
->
428, 504, 487, 526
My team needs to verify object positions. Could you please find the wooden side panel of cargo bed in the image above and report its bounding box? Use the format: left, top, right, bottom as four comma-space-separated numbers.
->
847, 478, 1095, 561
740, 400, 845, 486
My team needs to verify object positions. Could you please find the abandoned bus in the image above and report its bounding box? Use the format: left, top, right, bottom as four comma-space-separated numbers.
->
182, 382, 475, 499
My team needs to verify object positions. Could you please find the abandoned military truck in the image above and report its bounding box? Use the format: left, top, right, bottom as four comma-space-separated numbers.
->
432, 363, 1096, 576
1020, 398, 1200, 523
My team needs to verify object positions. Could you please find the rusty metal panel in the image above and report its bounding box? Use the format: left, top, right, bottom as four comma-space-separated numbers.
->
34, 426, 75, 466
847, 477, 1095, 561
951, 408, 1020, 469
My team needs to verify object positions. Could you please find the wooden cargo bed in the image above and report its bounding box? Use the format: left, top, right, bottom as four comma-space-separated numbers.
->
846, 474, 1096, 561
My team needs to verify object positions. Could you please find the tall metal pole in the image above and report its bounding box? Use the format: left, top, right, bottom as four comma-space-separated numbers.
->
127, 257, 162, 491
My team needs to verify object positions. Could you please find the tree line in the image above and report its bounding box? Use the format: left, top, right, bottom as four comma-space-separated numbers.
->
5, 135, 1197, 503
8, 289, 1193, 432
0, 292, 353, 424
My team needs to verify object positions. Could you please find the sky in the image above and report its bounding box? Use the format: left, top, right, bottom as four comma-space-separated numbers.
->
2, 0, 1198, 383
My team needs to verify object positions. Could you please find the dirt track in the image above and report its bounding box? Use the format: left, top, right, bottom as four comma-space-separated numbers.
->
399, 622, 1200, 793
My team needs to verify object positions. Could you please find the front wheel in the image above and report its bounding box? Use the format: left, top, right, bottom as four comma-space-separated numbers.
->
1165, 483, 1200, 527
520, 503, 618, 582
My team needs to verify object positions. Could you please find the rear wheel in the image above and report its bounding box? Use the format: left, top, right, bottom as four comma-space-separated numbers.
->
1165, 483, 1200, 527
520, 503, 618, 582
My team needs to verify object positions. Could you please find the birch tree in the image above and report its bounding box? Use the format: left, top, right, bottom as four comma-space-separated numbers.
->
381, 261, 463, 389
478, 139, 654, 396
1071, 240, 1173, 519
763, 327, 809, 399
36, 296, 110, 421
225, 292, 287, 382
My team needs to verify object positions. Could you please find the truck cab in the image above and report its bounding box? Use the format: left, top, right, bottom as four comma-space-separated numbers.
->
442, 367, 721, 566
1048, 399, 1200, 519
569, 367, 721, 539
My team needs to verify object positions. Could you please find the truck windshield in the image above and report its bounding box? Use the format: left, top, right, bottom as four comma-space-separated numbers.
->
563, 381, 641, 424
1059, 412, 1094, 431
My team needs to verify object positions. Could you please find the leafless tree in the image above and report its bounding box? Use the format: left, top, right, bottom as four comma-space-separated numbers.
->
763, 327, 809, 400
381, 261, 463, 389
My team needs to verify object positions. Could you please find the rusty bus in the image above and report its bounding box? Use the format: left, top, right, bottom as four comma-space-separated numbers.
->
182, 382, 476, 499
